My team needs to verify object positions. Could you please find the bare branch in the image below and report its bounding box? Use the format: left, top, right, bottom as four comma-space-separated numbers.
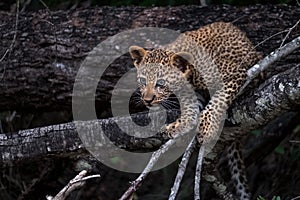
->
239, 35, 300, 95
169, 137, 197, 200
46, 170, 100, 200
230, 64, 300, 129
280, 19, 300, 48
119, 139, 176, 200
39, 0, 51, 10
0, 62, 298, 165
289, 140, 300, 144
194, 145, 205, 200
291, 196, 300, 200
253, 29, 289, 50
17, 162, 54, 200
20, 0, 32, 12
241, 36, 299, 94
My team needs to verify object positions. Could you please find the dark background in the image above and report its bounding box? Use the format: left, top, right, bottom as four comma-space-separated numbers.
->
0, 0, 297, 11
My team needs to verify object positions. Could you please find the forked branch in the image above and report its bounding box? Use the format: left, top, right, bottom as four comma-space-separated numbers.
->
46, 170, 101, 200
119, 139, 176, 200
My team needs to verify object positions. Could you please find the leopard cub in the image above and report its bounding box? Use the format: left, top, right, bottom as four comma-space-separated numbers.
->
129, 22, 261, 199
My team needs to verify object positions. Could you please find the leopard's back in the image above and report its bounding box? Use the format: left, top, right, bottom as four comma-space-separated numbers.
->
186, 22, 260, 71
167, 22, 261, 89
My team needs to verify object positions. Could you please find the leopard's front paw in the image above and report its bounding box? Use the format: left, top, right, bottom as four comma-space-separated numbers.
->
161, 122, 180, 139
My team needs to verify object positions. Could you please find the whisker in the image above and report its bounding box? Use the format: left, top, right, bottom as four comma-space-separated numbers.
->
165, 99, 180, 106
167, 96, 179, 100
162, 100, 180, 109
161, 102, 172, 110
131, 97, 142, 101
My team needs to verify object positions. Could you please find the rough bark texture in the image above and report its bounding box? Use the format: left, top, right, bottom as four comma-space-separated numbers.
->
0, 62, 299, 164
0, 5, 299, 114
229, 65, 300, 128
0, 5, 299, 165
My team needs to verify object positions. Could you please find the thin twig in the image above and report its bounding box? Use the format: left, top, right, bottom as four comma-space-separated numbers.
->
280, 19, 300, 48
119, 139, 176, 200
194, 145, 205, 200
237, 20, 300, 96
0, 0, 20, 81
253, 29, 289, 50
238, 20, 300, 95
39, 0, 50, 10
169, 137, 197, 200
236, 20, 299, 94
231, 15, 247, 24
47, 170, 101, 200
291, 196, 300, 200
20, 0, 32, 12
38, 0, 59, 63
17, 162, 54, 200
289, 140, 300, 144
238, 34, 300, 95
70, 174, 101, 184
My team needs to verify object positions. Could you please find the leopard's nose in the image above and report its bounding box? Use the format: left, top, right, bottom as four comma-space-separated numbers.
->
143, 95, 156, 105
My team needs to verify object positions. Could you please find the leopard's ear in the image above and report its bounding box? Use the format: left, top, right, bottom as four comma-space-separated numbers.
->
129, 46, 147, 67
170, 52, 193, 75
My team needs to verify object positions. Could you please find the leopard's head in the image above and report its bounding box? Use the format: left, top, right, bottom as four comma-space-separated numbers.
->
129, 45, 194, 107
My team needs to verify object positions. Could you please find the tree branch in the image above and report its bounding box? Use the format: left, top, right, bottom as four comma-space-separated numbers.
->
229, 64, 300, 129
194, 145, 205, 200
46, 170, 100, 200
239, 34, 300, 95
0, 62, 299, 165
119, 139, 176, 200
169, 137, 197, 200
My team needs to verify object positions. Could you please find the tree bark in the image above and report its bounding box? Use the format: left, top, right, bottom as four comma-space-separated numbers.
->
0, 5, 299, 113
0, 62, 299, 164
0, 5, 299, 165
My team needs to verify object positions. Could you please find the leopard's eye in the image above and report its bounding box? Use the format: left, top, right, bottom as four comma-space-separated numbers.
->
138, 77, 147, 85
156, 79, 165, 87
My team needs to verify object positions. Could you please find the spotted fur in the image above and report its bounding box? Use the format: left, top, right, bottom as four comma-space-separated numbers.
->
227, 142, 251, 200
129, 22, 261, 199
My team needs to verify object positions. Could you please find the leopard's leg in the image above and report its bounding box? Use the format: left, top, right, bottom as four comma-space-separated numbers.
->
197, 77, 250, 199
163, 88, 202, 138
227, 141, 250, 200
197, 85, 233, 144
197, 69, 246, 143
